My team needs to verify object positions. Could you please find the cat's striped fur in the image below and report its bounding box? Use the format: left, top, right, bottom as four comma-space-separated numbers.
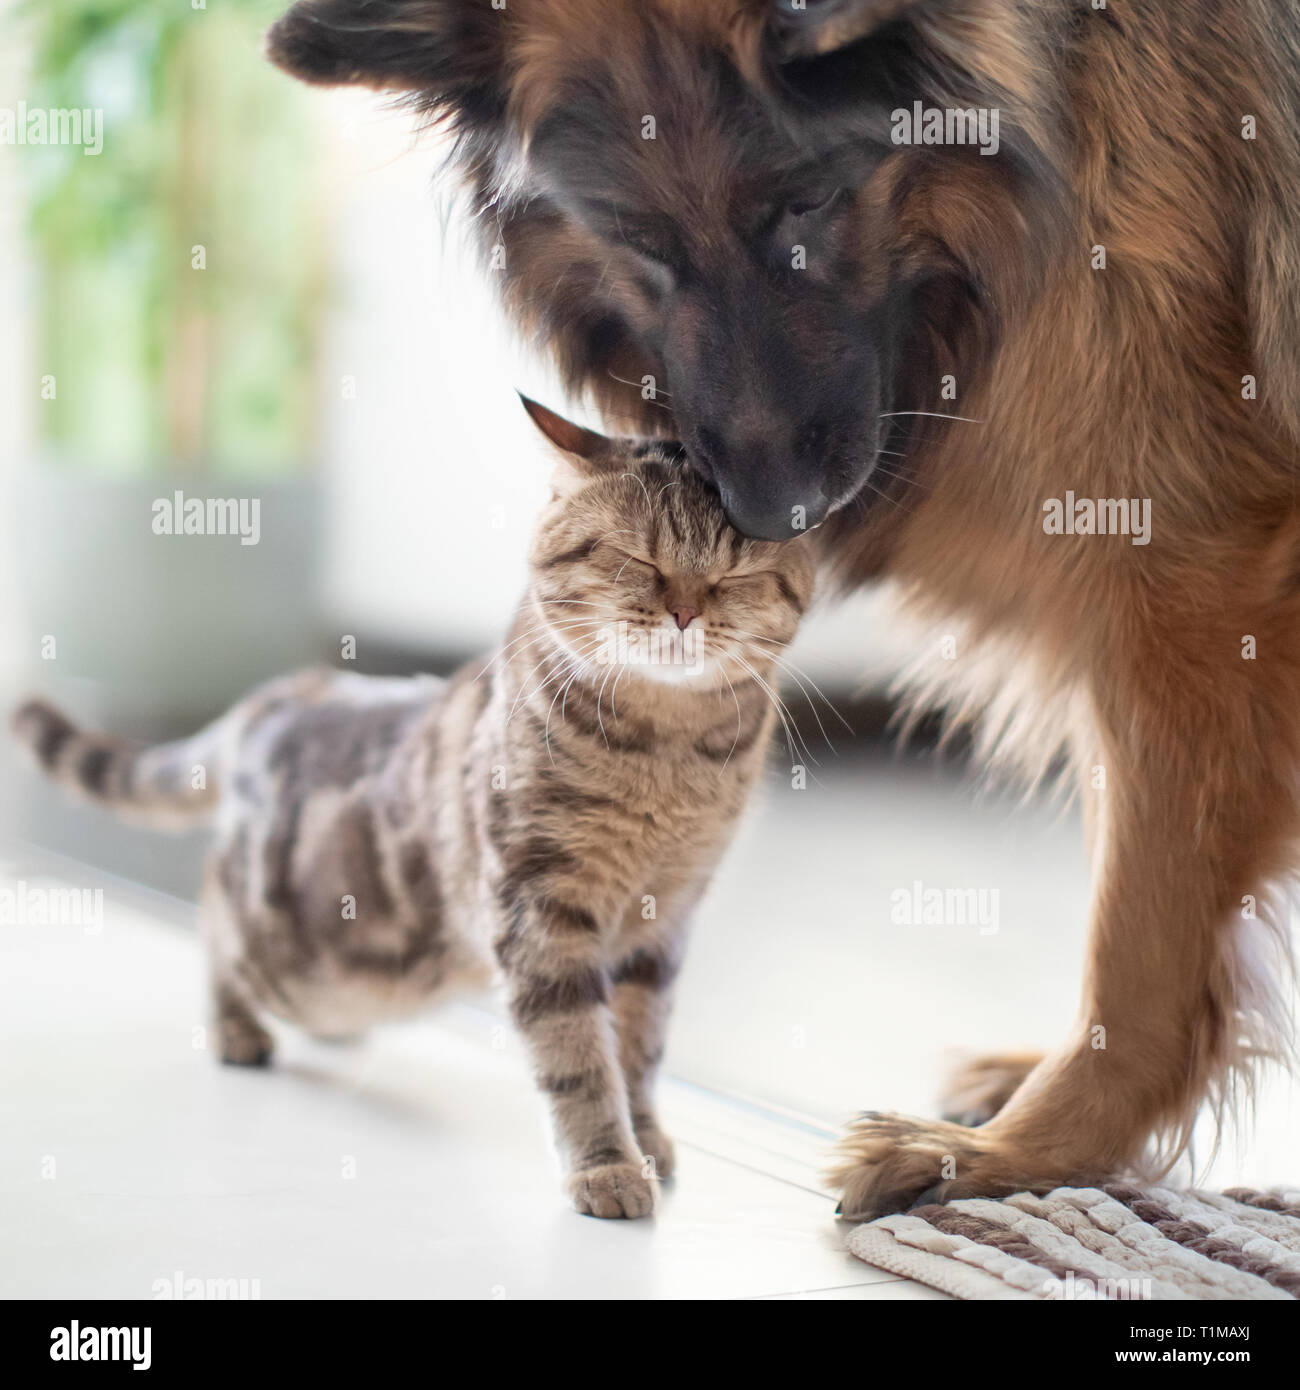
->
13, 402, 814, 1218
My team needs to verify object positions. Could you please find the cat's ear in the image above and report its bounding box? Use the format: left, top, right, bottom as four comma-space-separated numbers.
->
519, 395, 613, 497
267, 1, 507, 134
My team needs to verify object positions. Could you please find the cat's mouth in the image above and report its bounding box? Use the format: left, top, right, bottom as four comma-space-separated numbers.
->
544, 607, 790, 693
588, 618, 714, 685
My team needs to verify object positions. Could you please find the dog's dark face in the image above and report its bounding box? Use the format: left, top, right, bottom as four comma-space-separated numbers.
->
268, 0, 1058, 540
520, 22, 905, 540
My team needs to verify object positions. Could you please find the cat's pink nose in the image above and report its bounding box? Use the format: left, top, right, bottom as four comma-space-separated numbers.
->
671, 606, 699, 631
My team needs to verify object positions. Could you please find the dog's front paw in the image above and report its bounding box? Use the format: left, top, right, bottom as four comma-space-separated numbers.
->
567, 1162, 657, 1219
828, 1112, 1038, 1221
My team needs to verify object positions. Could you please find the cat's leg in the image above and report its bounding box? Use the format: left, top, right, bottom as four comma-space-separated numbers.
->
211, 976, 274, 1068
610, 930, 686, 1180
199, 856, 274, 1068
498, 898, 654, 1219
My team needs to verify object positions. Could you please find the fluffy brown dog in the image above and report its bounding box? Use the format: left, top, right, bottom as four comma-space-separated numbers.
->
267, 0, 1300, 1217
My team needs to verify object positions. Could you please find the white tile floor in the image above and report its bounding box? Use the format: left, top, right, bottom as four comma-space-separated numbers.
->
3, 753, 1298, 1299
0, 864, 916, 1299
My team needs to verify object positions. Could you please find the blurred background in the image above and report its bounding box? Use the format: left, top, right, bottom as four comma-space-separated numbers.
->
0, 0, 1292, 1193
0, 0, 910, 902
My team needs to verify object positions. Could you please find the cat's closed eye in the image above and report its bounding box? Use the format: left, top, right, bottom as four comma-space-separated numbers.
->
711, 572, 774, 594
610, 552, 660, 582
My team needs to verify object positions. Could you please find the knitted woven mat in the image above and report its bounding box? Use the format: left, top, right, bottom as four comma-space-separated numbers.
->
846, 1185, 1300, 1300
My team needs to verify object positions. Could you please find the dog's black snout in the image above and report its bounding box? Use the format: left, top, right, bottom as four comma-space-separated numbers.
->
719, 485, 829, 542
687, 427, 830, 540
690, 427, 724, 485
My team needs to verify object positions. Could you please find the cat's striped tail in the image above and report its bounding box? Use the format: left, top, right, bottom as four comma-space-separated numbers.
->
11, 698, 224, 830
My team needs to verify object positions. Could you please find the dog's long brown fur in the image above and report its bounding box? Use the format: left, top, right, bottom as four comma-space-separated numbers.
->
267, 0, 1300, 1216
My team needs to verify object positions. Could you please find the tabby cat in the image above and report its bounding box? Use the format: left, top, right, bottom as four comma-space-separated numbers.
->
13, 398, 814, 1219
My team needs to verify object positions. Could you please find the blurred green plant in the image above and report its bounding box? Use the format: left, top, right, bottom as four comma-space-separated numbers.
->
21, 0, 328, 477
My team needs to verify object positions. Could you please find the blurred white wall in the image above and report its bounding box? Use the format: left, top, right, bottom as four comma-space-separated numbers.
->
0, 67, 917, 704
313, 93, 559, 656
0, 23, 32, 694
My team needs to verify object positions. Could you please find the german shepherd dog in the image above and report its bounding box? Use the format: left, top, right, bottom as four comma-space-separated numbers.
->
267, 0, 1300, 1218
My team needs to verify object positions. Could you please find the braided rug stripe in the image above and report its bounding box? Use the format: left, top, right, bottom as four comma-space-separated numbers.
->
846, 1186, 1300, 1300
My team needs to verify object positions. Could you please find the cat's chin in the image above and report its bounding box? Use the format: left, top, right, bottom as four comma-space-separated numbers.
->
623, 658, 716, 689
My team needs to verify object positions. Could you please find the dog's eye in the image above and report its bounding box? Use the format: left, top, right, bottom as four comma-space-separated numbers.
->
623, 230, 666, 263
584, 201, 684, 275
786, 188, 843, 218
625, 236, 675, 271
616, 222, 682, 274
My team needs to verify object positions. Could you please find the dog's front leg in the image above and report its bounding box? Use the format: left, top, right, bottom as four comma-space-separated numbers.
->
832, 610, 1298, 1220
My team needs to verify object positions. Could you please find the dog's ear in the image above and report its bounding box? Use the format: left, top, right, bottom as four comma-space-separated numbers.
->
769, 0, 921, 58
519, 395, 615, 496
267, 0, 507, 128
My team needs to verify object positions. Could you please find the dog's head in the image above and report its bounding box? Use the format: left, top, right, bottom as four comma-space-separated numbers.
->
269, 0, 1064, 540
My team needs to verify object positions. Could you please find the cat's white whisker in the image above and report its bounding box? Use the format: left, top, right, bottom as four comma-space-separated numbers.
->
726, 628, 853, 742
478, 617, 603, 678
492, 634, 599, 701
594, 663, 616, 750
609, 663, 629, 720
878, 409, 984, 423
730, 651, 820, 774
620, 472, 654, 509
606, 368, 672, 404
506, 630, 604, 723
543, 652, 586, 767
716, 665, 745, 775
733, 641, 836, 752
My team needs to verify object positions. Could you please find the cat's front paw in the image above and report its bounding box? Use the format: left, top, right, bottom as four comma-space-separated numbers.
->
566, 1161, 657, 1219
634, 1124, 676, 1181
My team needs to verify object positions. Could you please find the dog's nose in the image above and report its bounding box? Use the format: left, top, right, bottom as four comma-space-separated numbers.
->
718, 483, 829, 541
694, 433, 828, 541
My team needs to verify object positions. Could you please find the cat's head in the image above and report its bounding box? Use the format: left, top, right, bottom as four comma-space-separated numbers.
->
521, 397, 814, 690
